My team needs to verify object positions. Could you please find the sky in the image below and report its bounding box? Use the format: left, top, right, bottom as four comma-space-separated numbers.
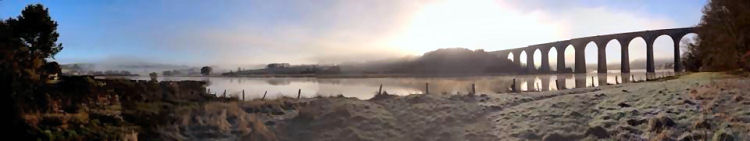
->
0, 0, 707, 68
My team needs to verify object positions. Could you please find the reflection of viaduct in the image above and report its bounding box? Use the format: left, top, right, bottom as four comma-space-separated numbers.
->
493, 27, 696, 73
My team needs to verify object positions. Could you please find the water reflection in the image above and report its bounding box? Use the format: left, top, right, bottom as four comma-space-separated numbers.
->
113, 70, 678, 100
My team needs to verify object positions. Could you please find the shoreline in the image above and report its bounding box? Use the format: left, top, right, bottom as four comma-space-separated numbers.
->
102, 70, 678, 79
26, 72, 749, 140
214, 72, 749, 140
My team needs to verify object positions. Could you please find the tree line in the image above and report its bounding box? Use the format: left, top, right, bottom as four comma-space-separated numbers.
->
683, 0, 750, 71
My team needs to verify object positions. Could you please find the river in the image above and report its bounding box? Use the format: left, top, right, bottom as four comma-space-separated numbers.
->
112, 69, 677, 100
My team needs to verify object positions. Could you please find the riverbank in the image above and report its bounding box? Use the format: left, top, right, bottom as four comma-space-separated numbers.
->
213, 70, 675, 78
23, 72, 749, 140
216, 72, 749, 140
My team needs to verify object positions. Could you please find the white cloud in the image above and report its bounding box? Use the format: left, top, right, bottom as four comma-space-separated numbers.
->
124, 0, 694, 67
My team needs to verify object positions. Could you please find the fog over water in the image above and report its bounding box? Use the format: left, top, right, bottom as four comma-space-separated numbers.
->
116, 69, 675, 100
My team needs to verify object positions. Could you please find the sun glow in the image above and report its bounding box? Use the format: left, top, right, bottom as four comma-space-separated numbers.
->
387, 0, 566, 55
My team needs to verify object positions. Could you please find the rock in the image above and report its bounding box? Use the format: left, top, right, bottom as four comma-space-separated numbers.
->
677, 132, 705, 141
618, 126, 643, 134
622, 89, 629, 92
648, 116, 676, 133
584, 126, 609, 138
713, 131, 735, 141
733, 95, 744, 102
627, 119, 646, 126
618, 102, 631, 108
512, 130, 541, 140
693, 119, 711, 129
542, 132, 580, 141
264, 121, 275, 126
630, 109, 640, 115
271, 109, 285, 115
566, 111, 583, 117
683, 100, 696, 105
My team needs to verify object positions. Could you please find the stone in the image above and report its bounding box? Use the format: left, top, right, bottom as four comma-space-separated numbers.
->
733, 95, 744, 102
683, 100, 696, 105
627, 119, 646, 126
542, 132, 580, 141
648, 116, 676, 133
693, 119, 711, 129
713, 132, 735, 141
677, 132, 705, 141
513, 130, 541, 140
264, 121, 275, 126
618, 102, 631, 108
567, 111, 583, 117
584, 126, 609, 138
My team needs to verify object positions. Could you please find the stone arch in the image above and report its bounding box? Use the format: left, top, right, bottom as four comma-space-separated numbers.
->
548, 46, 558, 71
678, 33, 699, 49
628, 37, 647, 72
533, 48, 542, 69
507, 52, 515, 62
675, 33, 698, 71
584, 41, 598, 73
653, 34, 675, 71
563, 44, 575, 73
604, 39, 622, 73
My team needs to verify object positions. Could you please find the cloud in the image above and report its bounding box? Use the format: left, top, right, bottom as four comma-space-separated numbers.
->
145, 0, 428, 66
47, 0, 700, 67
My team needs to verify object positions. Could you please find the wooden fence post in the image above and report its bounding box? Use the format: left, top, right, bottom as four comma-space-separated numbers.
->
471, 83, 476, 96
512, 79, 517, 92
262, 91, 267, 100
378, 84, 383, 95
425, 83, 429, 94
297, 89, 301, 99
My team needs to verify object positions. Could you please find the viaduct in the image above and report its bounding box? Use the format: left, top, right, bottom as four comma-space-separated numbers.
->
492, 27, 696, 73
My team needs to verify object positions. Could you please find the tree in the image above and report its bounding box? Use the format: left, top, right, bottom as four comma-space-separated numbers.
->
149, 72, 158, 82
201, 66, 212, 76
0, 4, 64, 140
1, 4, 63, 82
691, 0, 750, 71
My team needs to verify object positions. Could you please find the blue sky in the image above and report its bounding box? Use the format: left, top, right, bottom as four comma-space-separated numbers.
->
0, 0, 707, 67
